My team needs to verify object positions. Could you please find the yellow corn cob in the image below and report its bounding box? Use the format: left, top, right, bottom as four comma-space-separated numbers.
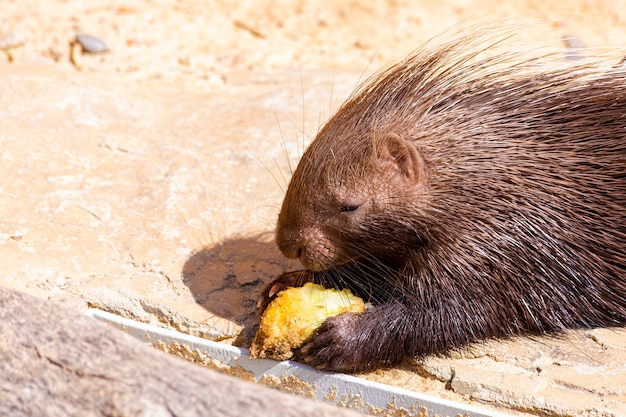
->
250, 282, 365, 360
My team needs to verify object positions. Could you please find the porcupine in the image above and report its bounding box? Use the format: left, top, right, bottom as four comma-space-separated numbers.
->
259, 30, 626, 372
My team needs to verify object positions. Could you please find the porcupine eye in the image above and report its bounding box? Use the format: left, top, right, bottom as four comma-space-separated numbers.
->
341, 204, 360, 213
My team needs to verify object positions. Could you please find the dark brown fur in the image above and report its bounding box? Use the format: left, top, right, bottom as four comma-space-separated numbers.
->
261, 31, 626, 372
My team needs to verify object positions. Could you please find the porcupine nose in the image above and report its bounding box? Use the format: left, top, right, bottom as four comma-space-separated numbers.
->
276, 228, 302, 260
276, 222, 324, 269
287, 244, 305, 262
280, 244, 302, 260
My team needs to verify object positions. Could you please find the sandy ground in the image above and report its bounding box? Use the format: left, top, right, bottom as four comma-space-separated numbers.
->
1, 1, 625, 416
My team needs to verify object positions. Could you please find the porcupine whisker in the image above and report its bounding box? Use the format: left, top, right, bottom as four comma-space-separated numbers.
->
275, 113, 294, 178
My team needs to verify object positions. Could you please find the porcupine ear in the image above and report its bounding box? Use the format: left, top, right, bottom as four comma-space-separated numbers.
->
374, 133, 426, 183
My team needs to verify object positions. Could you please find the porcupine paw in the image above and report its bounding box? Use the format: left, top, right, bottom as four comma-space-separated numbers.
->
256, 270, 315, 313
300, 312, 374, 373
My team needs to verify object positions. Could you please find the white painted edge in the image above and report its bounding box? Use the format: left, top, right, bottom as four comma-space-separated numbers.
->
85, 308, 517, 417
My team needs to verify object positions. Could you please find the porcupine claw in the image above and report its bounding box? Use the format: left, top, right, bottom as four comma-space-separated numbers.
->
256, 270, 315, 313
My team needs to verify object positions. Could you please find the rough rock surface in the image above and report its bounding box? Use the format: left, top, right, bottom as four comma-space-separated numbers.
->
0, 286, 365, 417
1, 1, 624, 416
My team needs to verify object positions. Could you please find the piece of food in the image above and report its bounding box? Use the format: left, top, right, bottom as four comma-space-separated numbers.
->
250, 282, 365, 360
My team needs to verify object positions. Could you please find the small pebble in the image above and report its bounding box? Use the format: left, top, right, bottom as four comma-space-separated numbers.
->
70, 42, 84, 69
0, 31, 26, 50
75, 34, 109, 53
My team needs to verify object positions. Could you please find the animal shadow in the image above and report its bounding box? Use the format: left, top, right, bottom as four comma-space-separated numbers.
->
182, 234, 299, 344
